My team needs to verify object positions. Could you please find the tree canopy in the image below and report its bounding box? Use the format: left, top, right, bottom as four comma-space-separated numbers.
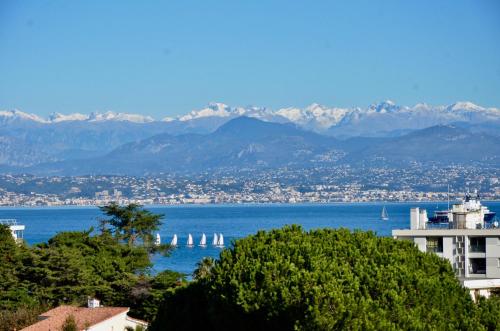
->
99, 203, 163, 249
0, 204, 182, 330
151, 225, 500, 330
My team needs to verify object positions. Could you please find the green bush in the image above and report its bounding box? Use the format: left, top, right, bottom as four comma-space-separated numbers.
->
152, 225, 486, 330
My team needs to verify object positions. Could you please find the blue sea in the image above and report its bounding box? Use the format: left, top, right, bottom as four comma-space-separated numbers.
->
1, 202, 499, 276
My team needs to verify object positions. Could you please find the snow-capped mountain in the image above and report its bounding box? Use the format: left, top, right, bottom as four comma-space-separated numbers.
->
0, 100, 499, 170
86, 111, 155, 123
0, 110, 155, 124
0, 109, 48, 124
48, 112, 89, 123
276, 103, 351, 130
178, 102, 288, 123
2, 100, 498, 133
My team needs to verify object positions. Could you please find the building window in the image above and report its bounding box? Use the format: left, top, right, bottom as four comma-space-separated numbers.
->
426, 237, 443, 253
469, 237, 486, 253
469, 258, 486, 274
498, 258, 500, 268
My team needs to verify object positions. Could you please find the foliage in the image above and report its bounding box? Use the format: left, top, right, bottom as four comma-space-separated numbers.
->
19, 230, 152, 307
193, 257, 215, 280
0, 305, 47, 331
0, 205, 182, 328
0, 225, 37, 310
476, 296, 500, 331
99, 203, 163, 248
61, 314, 78, 331
152, 225, 496, 331
127, 270, 185, 322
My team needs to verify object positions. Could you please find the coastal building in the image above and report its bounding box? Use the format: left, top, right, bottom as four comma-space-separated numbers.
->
0, 219, 25, 243
392, 192, 499, 299
21, 298, 147, 331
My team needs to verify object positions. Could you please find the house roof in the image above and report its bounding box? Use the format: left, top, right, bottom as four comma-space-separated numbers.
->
21, 305, 129, 331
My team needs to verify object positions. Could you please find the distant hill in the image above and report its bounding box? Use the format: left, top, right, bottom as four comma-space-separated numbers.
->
341, 125, 500, 166
19, 118, 500, 176
28, 117, 340, 175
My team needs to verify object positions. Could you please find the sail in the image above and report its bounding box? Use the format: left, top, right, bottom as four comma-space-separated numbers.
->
217, 233, 224, 247
199, 233, 207, 246
187, 233, 194, 246
170, 234, 178, 246
155, 233, 161, 246
212, 233, 218, 246
381, 206, 389, 220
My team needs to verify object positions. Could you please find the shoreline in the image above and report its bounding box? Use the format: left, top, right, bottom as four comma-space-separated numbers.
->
1, 200, 500, 209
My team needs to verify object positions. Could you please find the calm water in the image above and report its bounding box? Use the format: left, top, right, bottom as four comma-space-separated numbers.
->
1, 202, 499, 276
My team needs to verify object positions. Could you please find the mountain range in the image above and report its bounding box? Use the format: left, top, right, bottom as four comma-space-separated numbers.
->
3, 100, 499, 134
0, 101, 499, 174
4, 117, 498, 176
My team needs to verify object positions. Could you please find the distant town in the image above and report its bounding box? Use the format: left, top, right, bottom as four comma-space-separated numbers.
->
0, 165, 498, 206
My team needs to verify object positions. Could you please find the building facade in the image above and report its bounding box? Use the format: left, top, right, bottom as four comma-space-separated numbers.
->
393, 194, 500, 299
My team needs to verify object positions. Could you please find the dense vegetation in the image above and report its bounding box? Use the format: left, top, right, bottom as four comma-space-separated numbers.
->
4, 206, 500, 330
152, 225, 500, 331
0, 204, 182, 330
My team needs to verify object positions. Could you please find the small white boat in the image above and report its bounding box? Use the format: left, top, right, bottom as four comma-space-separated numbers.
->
170, 234, 178, 247
212, 233, 218, 246
199, 233, 207, 247
381, 206, 389, 221
155, 233, 161, 246
187, 233, 194, 247
217, 233, 224, 247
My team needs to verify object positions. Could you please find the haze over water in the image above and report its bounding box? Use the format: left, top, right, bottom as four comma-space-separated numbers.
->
2, 202, 499, 275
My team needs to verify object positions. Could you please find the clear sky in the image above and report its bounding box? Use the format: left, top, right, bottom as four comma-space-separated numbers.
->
1, 0, 499, 118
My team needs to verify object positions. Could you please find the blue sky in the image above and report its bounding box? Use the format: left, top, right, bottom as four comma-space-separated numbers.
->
1, 0, 499, 118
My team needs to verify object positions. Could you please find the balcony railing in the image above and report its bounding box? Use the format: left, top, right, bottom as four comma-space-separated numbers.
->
426, 246, 443, 253
0, 219, 18, 226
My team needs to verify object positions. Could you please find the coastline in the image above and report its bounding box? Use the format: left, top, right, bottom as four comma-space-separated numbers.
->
1, 200, 500, 209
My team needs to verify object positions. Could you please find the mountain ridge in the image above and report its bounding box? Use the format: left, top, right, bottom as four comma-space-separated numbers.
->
1, 101, 499, 169
12, 117, 499, 176
2, 100, 499, 129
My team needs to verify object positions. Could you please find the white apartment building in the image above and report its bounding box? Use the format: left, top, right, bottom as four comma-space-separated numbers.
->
392, 193, 499, 299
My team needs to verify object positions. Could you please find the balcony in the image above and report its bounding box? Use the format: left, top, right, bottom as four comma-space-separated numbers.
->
469, 237, 486, 253
426, 237, 443, 253
469, 258, 486, 275
469, 245, 486, 253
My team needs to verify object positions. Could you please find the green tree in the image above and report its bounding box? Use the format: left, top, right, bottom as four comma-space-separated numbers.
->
151, 225, 486, 331
477, 296, 500, 331
99, 203, 163, 248
0, 206, 182, 327
193, 257, 215, 280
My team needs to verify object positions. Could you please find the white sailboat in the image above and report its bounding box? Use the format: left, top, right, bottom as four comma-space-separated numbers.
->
217, 233, 224, 247
170, 234, 178, 247
199, 233, 207, 247
187, 233, 194, 247
380, 206, 389, 221
155, 233, 161, 246
212, 233, 218, 246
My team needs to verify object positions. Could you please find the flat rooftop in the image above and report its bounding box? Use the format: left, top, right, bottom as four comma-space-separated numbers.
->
393, 229, 500, 236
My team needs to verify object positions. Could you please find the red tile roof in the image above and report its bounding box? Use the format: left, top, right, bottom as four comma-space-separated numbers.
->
21, 305, 129, 331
